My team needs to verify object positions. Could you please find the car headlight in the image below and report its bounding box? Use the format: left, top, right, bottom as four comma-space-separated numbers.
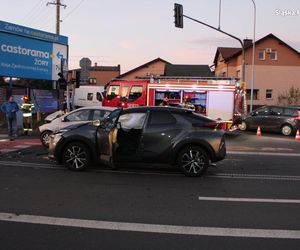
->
50, 132, 63, 146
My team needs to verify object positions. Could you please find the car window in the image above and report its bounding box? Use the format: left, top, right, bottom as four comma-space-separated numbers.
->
148, 110, 176, 125
87, 93, 93, 101
65, 110, 91, 122
284, 108, 298, 117
270, 107, 283, 115
93, 110, 111, 120
119, 113, 147, 129
256, 107, 269, 115
128, 85, 143, 101
107, 85, 120, 100
96, 92, 102, 101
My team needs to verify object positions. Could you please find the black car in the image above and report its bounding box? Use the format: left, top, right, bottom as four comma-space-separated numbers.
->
49, 106, 226, 177
239, 105, 300, 136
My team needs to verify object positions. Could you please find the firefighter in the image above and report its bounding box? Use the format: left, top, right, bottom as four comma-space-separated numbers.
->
21, 96, 35, 135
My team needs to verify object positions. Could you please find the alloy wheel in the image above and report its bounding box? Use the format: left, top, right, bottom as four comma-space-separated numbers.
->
63, 143, 89, 171
178, 146, 208, 176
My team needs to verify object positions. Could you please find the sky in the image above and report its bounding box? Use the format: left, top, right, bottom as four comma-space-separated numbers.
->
1, 0, 300, 73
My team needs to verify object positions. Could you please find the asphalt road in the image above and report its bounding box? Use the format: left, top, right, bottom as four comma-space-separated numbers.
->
0, 132, 300, 250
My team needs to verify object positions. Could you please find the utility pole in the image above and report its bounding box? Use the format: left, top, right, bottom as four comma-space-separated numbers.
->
47, 0, 66, 35
47, 0, 67, 111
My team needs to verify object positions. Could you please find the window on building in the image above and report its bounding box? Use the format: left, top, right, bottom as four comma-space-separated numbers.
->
266, 89, 273, 99
236, 70, 240, 78
246, 89, 258, 100
270, 50, 278, 60
222, 72, 226, 77
258, 50, 265, 60
89, 78, 97, 84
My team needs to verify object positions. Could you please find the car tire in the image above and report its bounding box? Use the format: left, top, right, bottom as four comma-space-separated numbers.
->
40, 131, 52, 147
62, 142, 90, 171
177, 146, 209, 177
281, 124, 293, 136
239, 121, 248, 131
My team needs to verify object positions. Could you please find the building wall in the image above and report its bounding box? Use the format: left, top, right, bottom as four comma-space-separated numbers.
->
89, 70, 120, 86
245, 65, 300, 106
215, 36, 300, 107
118, 60, 167, 80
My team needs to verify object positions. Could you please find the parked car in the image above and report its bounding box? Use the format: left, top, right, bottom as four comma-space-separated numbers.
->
49, 106, 226, 177
239, 105, 300, 136
44, 110, 65, 123
39, 106, 115, 147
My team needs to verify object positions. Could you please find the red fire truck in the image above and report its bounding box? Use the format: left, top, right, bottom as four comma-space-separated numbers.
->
102, 77, 243, 124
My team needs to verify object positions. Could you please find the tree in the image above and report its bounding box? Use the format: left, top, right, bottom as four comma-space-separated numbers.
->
278, 86, 300, 105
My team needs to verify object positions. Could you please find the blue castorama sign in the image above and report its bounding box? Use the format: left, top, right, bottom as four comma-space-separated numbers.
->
0, 20, 68, 81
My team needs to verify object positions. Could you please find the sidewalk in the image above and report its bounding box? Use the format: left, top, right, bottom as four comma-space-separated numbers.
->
0, 121, 44, 156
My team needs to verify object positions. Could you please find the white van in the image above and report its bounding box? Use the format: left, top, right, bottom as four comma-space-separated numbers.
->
74, 86, 104, 107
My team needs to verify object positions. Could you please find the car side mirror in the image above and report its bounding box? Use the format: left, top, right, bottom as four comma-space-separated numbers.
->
92, 119, 101, 127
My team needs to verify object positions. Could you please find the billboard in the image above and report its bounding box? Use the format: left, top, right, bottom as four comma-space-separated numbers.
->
0, 20, 68, 81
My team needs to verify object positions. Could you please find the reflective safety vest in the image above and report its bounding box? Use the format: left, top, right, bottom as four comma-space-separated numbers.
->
21, 103, 35, 117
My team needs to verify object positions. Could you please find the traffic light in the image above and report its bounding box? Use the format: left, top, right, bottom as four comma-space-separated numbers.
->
57, 72, 67, 90
174, 3, 183, 28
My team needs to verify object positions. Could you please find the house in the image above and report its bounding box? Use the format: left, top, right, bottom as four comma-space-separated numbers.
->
116, 57, 213, 80
70, 60, 121, 87
117, 58, 171, 80
214, 33, 300, 109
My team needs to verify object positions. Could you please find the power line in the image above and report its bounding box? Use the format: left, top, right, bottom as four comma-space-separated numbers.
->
18, 0, 44, 24
62, 0, 85, 21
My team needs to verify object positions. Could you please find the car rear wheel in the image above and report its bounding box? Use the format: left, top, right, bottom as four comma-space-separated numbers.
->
63, 142, 90, 171
177, 146, 209, 177
40, 131, 52, 147
239, 121, 248, 131
281, 124, 293, 136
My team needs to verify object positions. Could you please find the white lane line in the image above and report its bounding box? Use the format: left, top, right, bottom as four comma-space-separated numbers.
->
198, 196, 300, 204
209, 173, 300, 181
0, 212, 299, 239
1, 160, 300, 181
227, 151, 300, 157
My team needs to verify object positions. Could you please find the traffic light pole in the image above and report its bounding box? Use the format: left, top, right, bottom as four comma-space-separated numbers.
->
182, 14, 245, 83
175, 5, 247, 115
189, 15, 246, 114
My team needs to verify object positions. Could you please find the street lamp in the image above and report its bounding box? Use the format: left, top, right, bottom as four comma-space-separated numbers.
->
250, 0, 256, 112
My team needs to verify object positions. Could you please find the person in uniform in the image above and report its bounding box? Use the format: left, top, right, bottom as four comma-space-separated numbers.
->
21, 96, 35, 135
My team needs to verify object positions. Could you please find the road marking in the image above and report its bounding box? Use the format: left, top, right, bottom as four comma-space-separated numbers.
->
227, 151, 300, 157
198, 196, 300, 204
209, 173, 300, 181
1, 160, 300, 181
0, 212, 299, 239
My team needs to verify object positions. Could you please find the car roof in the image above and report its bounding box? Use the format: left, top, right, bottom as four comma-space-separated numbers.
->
72, 106, 116, 112
260, 105, 300, 110
122, 106, 194, 114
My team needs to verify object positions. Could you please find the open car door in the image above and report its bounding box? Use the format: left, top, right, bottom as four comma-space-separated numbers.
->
96, 108, 122, 167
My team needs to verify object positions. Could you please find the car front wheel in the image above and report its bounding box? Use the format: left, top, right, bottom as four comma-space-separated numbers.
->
63, 142, 90, 171
281, 125, 293, 136
40, 131, 52, 147
239, 121, 248, 131
177, 146, 209, 177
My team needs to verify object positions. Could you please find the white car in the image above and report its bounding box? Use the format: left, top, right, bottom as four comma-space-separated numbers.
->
39, 106, 115, 147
